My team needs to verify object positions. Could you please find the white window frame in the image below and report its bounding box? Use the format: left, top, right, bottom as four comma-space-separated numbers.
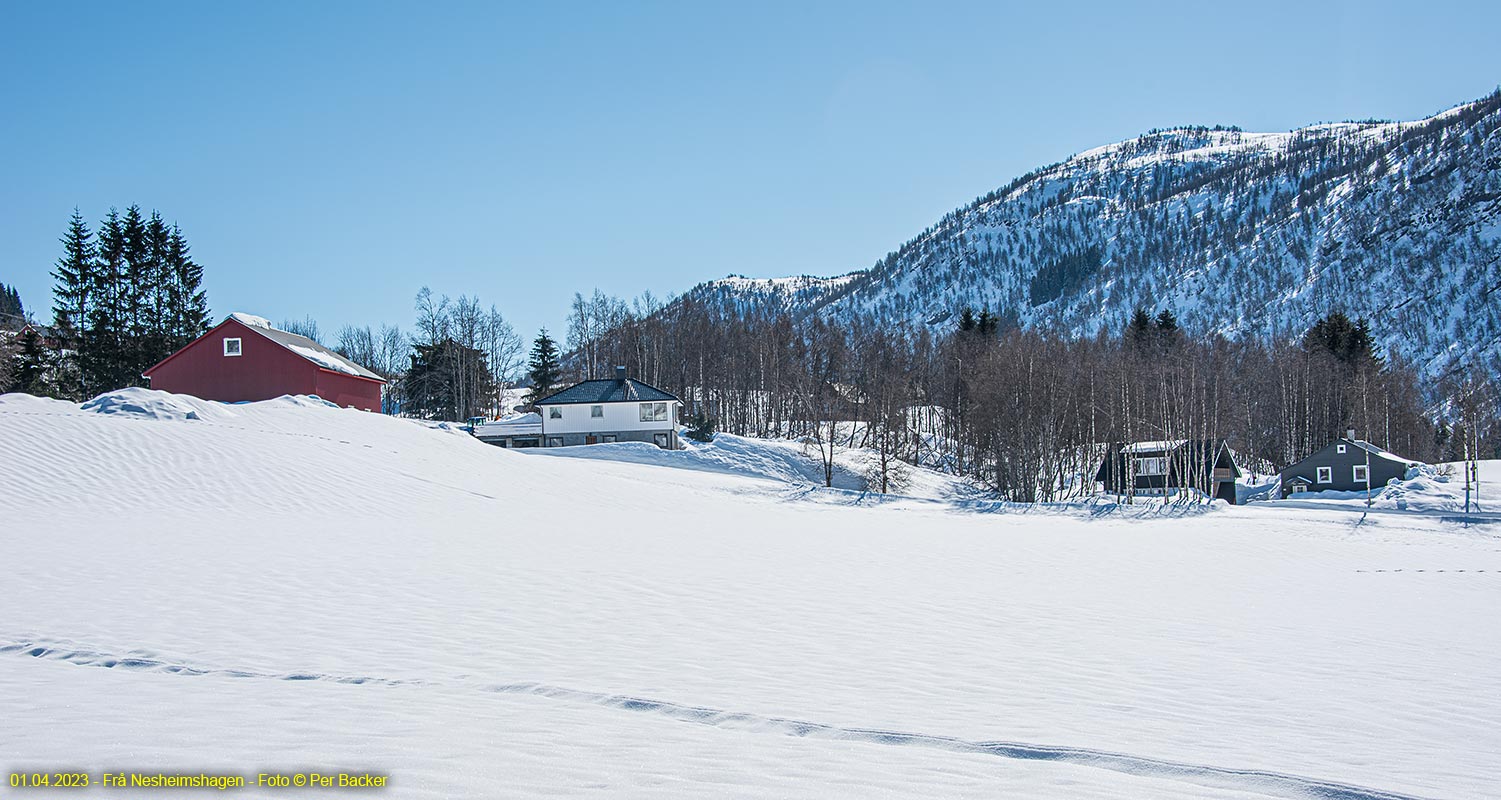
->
1336, 444, 1347, 454
590, 405, 604, 418
1134, 456, 1167, 476
602, 434, 617, 443
1316, 466, 1333, 484
1291, 483, 1307, 494
1353, 464, 1369, 483
639, 402, 668, 423
548, 407, 562, 419
223, 337, 242, 356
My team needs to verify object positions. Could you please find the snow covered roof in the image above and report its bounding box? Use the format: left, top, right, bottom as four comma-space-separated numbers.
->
229, 312, 274, 329
1348, 439, 1421, 467
1121, 440, 1189, 454
226, 313, 386, 382
536, 378, 678, 405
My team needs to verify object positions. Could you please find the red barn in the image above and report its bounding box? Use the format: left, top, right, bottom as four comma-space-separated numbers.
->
143, 313, 385, 411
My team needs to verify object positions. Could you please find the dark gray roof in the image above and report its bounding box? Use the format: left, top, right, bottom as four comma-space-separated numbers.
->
536, 378, 679, 405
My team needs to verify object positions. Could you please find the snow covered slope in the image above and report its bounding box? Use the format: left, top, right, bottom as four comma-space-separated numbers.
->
2, 390, 1499, 799
690, 91, 1501, 380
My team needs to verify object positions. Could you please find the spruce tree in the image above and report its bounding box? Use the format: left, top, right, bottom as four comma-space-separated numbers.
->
977, 308, 998, 336
51, 209, 94, 340
84, 208, 129, 395
525, 330, 562, 407
1126, 307, 1155, 350
165, 223, 209, 347
120, 205, 153, 382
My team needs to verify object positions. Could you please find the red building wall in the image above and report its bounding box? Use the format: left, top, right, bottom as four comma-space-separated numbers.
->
144, 318, 383, 411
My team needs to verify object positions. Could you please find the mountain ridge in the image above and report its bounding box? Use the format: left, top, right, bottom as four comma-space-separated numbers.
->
687, 90, 1501, 382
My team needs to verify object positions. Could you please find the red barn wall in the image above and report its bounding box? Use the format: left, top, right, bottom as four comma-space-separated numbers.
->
313, 371, 383, 412
146, 319, 381, 410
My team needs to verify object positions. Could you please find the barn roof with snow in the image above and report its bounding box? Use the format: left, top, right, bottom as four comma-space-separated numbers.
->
222, 313, 384, 381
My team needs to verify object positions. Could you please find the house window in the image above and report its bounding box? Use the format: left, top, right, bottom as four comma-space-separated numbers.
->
1291, 484, 1307, 494
591, 405, 604, 418
1135, 456, 1167, 476
548, 407, 562, 419
640, 402, 669, 422
1336, 444, 1347, 454
1353, 465, 1369, 483
602, 434, 617, 443
546, 436, 563, 447
653, 432, 669, 448
223, 337, 242, 356
1316, 466, 1333, 484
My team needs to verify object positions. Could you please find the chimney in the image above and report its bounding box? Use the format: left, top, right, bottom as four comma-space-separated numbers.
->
615, 365, 627, 381
1346, 428, 1356, 440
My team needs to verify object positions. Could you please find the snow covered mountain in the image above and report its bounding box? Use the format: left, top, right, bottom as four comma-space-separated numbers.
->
690, 90, 1501, 380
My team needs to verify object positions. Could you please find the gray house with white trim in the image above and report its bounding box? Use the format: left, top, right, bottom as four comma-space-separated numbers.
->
1279, 431, 1420, 498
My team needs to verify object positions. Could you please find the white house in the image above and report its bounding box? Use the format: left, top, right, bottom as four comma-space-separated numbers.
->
479, 367, 681, 449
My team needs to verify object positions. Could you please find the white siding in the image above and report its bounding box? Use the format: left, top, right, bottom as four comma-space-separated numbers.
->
540, 401, 676, 435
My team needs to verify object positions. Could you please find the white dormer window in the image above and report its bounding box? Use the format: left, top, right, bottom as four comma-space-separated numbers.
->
223, 337, 242, 356
548, 407, 562, 419
1336, 444, 1347, 454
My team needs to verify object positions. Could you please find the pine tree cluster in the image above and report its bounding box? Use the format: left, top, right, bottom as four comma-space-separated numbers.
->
50, 206, 210, 398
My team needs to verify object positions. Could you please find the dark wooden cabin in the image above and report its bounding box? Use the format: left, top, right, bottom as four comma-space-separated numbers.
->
1095, 439, 1241, 504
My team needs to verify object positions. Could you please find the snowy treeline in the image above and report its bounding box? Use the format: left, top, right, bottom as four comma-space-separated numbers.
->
562, 294, 1496, 501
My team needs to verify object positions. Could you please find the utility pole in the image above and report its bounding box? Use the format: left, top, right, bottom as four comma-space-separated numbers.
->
1365, 436, 1373, 511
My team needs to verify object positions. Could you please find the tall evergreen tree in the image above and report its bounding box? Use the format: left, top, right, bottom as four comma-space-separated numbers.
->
165, 223, 209, 345
51, 209, 93, 339
1125, 307, 1155, 349
83, 208, 129, 395
525, 330, 562, 407
120, 205, 153, 381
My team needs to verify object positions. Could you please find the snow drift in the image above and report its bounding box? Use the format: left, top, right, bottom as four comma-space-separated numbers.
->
1, 390, 1498, 799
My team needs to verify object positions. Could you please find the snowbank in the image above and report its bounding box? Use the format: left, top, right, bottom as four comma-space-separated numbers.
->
1, 390, 1498, 799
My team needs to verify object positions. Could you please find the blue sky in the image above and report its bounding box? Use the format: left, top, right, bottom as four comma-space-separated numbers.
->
2, 1, 1498, 341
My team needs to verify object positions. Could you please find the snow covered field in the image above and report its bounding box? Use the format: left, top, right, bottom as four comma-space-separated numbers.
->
2, 390, 1498, 799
